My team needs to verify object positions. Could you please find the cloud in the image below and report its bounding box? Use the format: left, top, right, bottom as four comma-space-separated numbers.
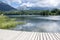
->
1, 0, 60, 8
9, 0, 22, 4
20, 2, 34, 7
20, 0, 60, 8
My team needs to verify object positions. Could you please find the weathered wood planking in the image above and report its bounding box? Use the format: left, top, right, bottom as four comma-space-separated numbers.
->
0, 29, 60, 40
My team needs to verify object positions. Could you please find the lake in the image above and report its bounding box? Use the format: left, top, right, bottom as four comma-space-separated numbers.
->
8, 15, 60, 32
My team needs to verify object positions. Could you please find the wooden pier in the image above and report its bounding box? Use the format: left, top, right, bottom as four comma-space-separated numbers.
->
0, 29, 60, 40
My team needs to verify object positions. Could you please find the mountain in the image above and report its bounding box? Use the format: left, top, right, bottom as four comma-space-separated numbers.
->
17, 5, 30, 10
0, 1, 16, 11
27, 7, 53, 10
17, 5, 53, 10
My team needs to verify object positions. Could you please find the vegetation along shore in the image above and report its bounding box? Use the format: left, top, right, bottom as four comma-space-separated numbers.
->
0, 14, 24, 29
0, 9, 60, 16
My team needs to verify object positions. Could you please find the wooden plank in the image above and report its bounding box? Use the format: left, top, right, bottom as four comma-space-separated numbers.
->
53, 33, 59, 40
45, 33, 50, 40
34, 32, 38, 40
15, 32, 27, 40
12, 31, 24, 40
29, 32, 36, 40
55, 33, 60, 40
0, 29, 60, 40
25, 32, 33, 40
43, 33, 47, 40
51, 33, 57, 40
37, 32, 40, 40
0, 30, 21, 40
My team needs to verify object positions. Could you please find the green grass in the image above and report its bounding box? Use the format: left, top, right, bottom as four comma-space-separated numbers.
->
0, 15, 24, 29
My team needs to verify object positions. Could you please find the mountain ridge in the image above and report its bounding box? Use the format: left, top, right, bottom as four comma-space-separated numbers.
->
17, 5, 54, 10
0, 1, 16, 11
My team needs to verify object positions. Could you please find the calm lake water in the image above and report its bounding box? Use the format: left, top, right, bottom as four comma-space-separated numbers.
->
8, 15, 60, 32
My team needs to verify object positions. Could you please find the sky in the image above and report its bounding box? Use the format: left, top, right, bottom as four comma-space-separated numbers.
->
0, 0, 60, 8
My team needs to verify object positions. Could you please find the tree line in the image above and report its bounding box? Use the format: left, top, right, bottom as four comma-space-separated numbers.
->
0, 9, 60, 16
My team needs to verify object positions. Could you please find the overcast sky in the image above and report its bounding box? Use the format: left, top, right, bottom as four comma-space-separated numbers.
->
0, 0, 60, 8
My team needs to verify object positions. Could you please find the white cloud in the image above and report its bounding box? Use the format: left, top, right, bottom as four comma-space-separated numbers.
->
19, 0, 60, 8
2, 0, 60, 8
41, 0, 60, 7
9, 0, 22, 4
20, 2, 34, 7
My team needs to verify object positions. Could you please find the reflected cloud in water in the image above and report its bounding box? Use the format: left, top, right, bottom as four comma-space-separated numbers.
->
37, 22, 60, 32
11, 16, 60, 32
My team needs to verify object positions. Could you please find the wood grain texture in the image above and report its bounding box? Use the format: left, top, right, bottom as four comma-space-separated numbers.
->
0, 29, 60, 40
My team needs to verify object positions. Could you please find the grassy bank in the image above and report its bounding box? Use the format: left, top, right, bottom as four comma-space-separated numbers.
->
0, 15, 24, 29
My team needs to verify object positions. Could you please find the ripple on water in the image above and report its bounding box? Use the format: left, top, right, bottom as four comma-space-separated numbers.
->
23, 23, 34, 27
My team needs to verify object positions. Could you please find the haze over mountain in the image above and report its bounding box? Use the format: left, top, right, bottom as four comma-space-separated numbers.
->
0, 0, 60, 10
0, 1, 16, 11
0, 1, 52, 11
17, 5, 54, 10
1, 0, 60, 9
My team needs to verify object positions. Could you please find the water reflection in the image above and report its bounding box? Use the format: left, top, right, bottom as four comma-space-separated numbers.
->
37, 22, 60, 32
10, 15, 60, 32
